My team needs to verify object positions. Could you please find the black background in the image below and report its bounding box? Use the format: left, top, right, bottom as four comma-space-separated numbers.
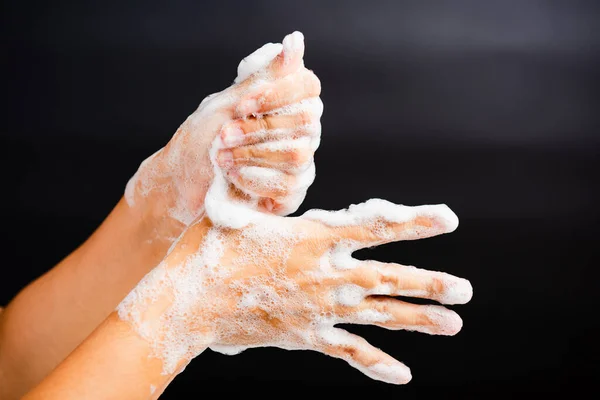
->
2, 0, 599, 398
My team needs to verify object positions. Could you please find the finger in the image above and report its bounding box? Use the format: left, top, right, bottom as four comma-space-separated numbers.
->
231, 31, 305, 96
229, 161, 314, 206
234, 42, 283, 85
227, 166, 294, 199
339, 297, 463, 336
217, 138, 314, 172
302, 199, 459, 248
345, 261, 473, 305
267, 31, 305, 79
221, 98, 323, 147
236, 68, 321, 117
315, 326, 411, 385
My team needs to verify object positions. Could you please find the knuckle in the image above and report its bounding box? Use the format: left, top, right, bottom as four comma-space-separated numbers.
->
257, 116, 270, 131
341, 346, 358, 359
298, 110, 314, 126
286, 149, 311, 166
379, 270, 399, 289
361, 268, 383, 287
428, 277, 446, 296
304, 70, 321, 95
232, 147, 250, 160
250, 147, 266, 160
416, 311, 432, 327
373, 298, 389, 313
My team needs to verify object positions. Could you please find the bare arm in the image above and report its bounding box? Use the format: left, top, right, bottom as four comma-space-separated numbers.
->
0, 198, 177, 398
22, 312, 179, 400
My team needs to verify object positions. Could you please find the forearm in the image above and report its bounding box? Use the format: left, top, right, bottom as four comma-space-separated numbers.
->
0, 198, 181, 399
23, 312, 187, 400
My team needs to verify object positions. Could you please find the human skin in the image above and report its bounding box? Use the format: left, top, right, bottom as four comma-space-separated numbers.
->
24, 201, 472, 399
0, 32, 320, 399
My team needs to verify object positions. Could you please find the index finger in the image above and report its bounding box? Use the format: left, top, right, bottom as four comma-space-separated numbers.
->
302, 199, 459, 248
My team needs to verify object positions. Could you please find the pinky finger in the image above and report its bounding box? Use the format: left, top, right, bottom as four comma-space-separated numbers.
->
257, 189, 307, 216
315, 327, 412, 385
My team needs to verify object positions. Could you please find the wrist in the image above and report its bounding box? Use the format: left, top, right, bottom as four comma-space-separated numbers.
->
124, 150, 212, 242
117, 230, 215, 375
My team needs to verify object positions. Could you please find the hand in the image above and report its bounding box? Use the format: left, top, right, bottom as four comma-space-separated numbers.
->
117, 199, 472, 384
125, 31, 322, 236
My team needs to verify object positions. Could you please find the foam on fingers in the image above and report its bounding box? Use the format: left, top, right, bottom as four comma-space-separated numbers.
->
354, 261, 473, 305
235, 42, 283, 84
239, 70, 321, 117
422, 305, 463, 336
208, 31, 318, 227
234, 31, 305, 86
281, 31, 305, 71
318, 326, 412, 384
235, 166, 289, 198
283, 31, 305, 56
220, 97, 322, 148
443, 276, 473, 304
302, 200, 459, 247
303, 199, 458, 230
366, 362, 413, 385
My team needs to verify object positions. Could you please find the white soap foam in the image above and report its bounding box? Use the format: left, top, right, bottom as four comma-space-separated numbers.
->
223, 127, 291, 148
354, 309, 392, 323
303, 199, 459, 232
330, 240, 360, 270
317, 326, 355, 347
238, 166, 287, 193
317, 326, 411, 384
422, 305, 463, 336
266, 96, 324, 118
442, 276, 473, 305
334, 284, 366, 307
367, 363, 412, 385
318, 250, 332, 271
253, 136, 312, 153
235, 42, 282, 84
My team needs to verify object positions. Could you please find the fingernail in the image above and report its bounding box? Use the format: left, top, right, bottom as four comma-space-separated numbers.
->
239, 98, 259, 115
222, 125, 245, 147
216, 150, 234, 168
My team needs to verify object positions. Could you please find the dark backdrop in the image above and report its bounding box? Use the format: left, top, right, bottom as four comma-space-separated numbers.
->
2, 0, 599, 398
